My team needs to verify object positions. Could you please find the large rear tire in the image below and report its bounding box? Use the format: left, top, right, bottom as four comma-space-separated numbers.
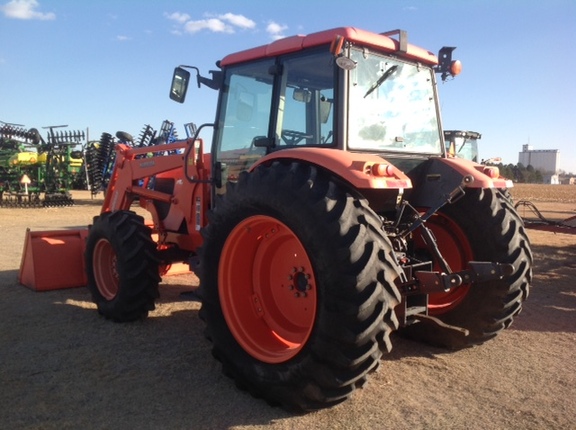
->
402, 188, 532, 348
199, 161, 402, 412
85, 211, 160, 322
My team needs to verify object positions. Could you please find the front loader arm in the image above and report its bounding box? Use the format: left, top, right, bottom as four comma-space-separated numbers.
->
102, 140, 192, 213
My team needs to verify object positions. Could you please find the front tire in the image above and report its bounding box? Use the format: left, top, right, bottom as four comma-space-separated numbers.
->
85, 211, 160, 322
402, 188, 532, 348
199, 161, 402, 411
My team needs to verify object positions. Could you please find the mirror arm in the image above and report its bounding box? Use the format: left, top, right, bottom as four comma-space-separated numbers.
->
179, 65, 222, 90
198, 71, 223, 90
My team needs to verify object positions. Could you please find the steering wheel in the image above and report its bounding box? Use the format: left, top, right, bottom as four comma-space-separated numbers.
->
281, 129, 312, 145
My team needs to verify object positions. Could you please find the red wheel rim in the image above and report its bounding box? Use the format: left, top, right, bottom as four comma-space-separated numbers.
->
219, 215, 317, 363
93, 238, 119, 300
415, 212, 474, 314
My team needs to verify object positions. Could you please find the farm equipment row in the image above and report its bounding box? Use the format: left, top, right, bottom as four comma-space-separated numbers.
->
0, 122, 84, 206
1, 119, 193, 206
19, 27, 533, 412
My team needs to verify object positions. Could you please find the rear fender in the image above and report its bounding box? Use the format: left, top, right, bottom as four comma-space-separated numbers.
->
250, 147, 413, 190
408, 157, 512, 207
441, 157, 512, 188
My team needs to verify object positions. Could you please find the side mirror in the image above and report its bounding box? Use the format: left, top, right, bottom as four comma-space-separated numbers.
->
169, 67, 191, 103
252, 136, 274, 148
293, 88, 312, 103
319, 96, 332, 124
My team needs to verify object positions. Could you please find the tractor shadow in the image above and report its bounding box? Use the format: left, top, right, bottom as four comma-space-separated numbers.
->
510, 241, 576, 334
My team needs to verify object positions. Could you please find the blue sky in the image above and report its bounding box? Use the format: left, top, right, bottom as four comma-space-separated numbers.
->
1, 0, 575, 173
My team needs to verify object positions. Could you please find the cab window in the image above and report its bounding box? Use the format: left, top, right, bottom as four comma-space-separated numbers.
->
276, 51, 335, 147
215, 60, 274, 182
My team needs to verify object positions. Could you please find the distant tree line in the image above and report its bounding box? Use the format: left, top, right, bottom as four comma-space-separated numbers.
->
484, 162, 574, 184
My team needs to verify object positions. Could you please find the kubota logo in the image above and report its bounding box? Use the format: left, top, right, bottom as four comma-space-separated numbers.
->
139, 160, 155, 168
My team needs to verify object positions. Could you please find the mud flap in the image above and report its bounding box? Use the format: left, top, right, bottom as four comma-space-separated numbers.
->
19, 228, 88, 291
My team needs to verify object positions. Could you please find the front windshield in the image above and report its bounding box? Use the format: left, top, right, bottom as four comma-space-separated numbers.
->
347, 48, 441, 154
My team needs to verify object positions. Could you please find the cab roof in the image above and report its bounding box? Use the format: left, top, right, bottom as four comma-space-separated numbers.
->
220, 27, 438, 67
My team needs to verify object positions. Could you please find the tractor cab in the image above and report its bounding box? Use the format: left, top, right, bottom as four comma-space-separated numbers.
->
444, 130, 482, 162
170, 27, 461, 191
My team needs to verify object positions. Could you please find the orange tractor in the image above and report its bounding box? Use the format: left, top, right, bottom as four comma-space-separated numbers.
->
25, 27, 533, 411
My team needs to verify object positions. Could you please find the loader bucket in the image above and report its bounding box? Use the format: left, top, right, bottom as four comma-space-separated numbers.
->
19, 228, 88, 291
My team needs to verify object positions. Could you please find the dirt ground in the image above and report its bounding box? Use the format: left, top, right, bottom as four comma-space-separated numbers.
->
1, 185, 575, 430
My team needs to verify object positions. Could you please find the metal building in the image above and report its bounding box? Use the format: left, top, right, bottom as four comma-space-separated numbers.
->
518, 144, 559, 173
